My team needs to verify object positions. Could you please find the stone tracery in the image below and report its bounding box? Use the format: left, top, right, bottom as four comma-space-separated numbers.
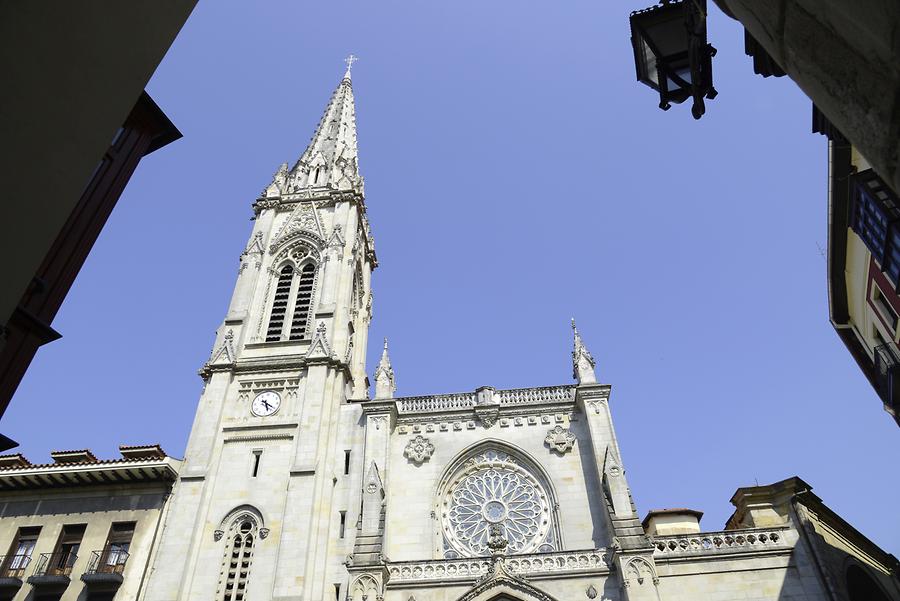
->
440, 448, 556, 558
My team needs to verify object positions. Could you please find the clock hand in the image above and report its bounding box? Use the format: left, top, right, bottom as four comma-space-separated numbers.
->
261, 400, 272, 410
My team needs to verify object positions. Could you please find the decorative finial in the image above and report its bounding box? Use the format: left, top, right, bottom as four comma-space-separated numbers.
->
343, 54, 358, 79
374, 336, 396, 399
571, 318, 597, 385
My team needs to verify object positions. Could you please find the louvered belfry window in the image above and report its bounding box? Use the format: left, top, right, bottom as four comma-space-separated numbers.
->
265, 262, 317, 342
289, 263, 316, 340
266, 265, 294, 341
218, 522, 255, 601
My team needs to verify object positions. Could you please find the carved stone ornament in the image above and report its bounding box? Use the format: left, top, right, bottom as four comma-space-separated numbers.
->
571, 318, 597, 384
487, 524, 508, 556
403, 435, 434, 465
623, 556, 659, 587
474, 405, 500, 428
213, 530, 224, 541
373, 338, 396, 399
544, 425, 576, 454
259, 528, 270, 539
269, 201, 323, 252
327, 223, 345, 249
586, 584, 598, 599
460, 554, 557, 601
305, 321, 336, 360
364, 462, 383, 496
209, 328, 236, 366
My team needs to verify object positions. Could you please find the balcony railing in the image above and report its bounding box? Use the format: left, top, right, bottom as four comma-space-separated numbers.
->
849, 169, 900, 289
874, 343, 900, 414
31, 551, 77, 578
0, 554, 31, 580
84, 549, 129, 576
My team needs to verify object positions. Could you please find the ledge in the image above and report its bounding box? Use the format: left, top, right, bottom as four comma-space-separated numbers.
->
0, 577, 22, 589
81, 572, 124, 588
27, 574, 70, 588
223, 421, 299, 433
386, 549, 609, 587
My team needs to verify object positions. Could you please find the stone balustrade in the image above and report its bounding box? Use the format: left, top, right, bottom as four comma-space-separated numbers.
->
498, 386, 575, 406
396, 393, 476, 414
386, 549, 609, 585
395, 385, 576, 415
650, 527, 791, 557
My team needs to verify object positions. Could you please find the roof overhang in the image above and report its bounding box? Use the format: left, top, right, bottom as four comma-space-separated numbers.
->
0, 457, 180, 490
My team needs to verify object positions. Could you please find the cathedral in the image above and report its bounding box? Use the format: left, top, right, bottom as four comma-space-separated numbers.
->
0, 62, 896, 601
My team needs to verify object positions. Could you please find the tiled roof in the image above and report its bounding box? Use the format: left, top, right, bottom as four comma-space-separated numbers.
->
0, 444, 173, 472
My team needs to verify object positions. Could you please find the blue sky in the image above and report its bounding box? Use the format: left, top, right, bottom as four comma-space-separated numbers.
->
5, 1, 898, 553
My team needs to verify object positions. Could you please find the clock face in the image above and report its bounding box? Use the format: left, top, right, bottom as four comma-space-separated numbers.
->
251, 391, 281, 417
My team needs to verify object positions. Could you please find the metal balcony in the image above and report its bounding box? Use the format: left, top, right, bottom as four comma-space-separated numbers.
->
849, 169, 900, 288
0, 554, 30, 590
80, 549, 128, 588
27, 551, 76, 588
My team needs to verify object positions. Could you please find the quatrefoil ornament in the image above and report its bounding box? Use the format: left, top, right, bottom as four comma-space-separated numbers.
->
404, 435, 434, 465
544, 425, 576, 454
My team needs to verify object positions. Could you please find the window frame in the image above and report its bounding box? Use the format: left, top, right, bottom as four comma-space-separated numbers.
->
264, 259, 318, 343
3, 526, 40, 576
101, 522, 135, 572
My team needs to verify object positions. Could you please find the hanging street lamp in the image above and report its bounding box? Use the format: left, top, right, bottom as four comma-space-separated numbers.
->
629, 0, 717, 119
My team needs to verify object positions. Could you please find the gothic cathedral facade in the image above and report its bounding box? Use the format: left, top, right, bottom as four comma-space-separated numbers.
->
131, 66, 900, 601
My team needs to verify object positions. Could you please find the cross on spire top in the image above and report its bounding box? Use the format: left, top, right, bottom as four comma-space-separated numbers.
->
343, 54, 358, 79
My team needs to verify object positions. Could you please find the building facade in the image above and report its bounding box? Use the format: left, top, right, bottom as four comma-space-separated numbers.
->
1, 64, 895, 601
131, 65, 900, 601
821, 111, 900, 426
0, 445, 178, 601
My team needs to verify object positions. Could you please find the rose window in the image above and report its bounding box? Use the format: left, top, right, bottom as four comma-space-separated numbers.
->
441, 450, 553, 557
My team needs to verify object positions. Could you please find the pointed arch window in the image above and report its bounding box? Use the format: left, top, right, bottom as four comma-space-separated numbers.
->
265, 265, 294, 342
289, 263, 316, 340
216, 518, 257, 601
266, 261, 317, 342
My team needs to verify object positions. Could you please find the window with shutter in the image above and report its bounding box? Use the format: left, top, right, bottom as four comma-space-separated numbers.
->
266, 265, 294, 341
289, 263, 316, 340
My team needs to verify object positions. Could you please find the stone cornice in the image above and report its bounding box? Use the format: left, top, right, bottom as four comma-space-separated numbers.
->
574, 383, 611, 401
359, 400, 397, 415
222, 421, 299, 433
198, 354, 352, 379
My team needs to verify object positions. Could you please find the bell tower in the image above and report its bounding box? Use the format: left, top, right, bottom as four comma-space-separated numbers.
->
143, 59, 376, 601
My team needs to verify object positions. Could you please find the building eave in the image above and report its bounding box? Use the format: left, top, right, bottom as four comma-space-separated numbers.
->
0, 457, 180, 490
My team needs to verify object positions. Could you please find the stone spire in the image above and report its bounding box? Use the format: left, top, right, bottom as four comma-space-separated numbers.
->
373, 338, 396, 399
571, 318, 597, 385
269, 58, 362, 196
